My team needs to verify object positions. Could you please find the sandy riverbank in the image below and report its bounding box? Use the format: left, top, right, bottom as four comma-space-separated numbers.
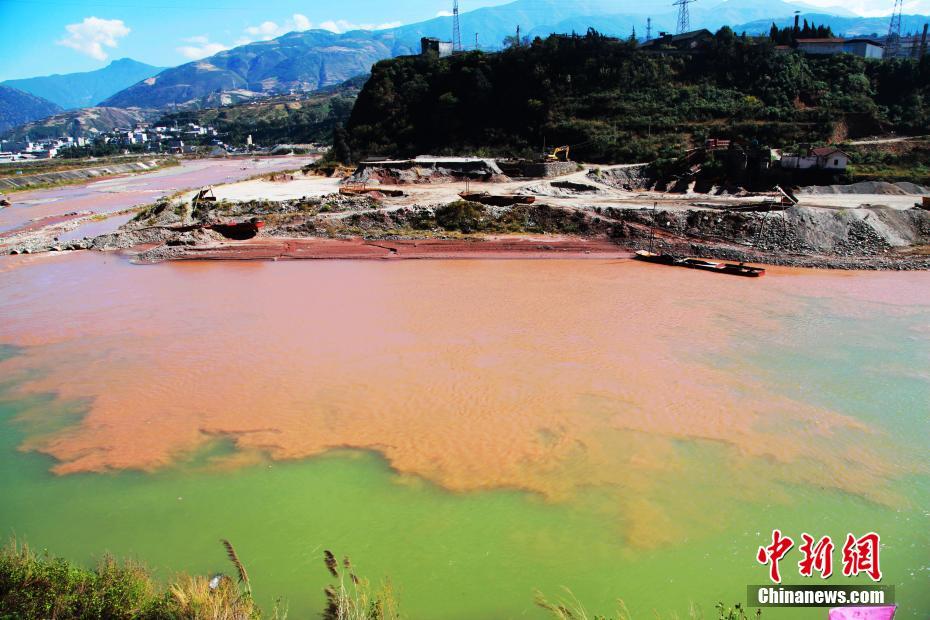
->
4, 161, 930, 269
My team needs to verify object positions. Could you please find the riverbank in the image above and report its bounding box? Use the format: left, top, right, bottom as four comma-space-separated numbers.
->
0, 538, 760, 620
3, 163, 930, 269
0, 158, 180, 193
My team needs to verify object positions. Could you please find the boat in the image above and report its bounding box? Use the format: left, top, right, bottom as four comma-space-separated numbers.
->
634, 251, 766, 277
458, 192, 536, 207
339, 182, 405, 198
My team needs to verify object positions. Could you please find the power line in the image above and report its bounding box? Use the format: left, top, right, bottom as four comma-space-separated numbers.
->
886, 0, 904, 58
673, 0, 696, 35
452, 0, 463, 53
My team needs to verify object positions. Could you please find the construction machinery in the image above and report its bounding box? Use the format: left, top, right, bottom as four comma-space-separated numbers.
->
546, 146, 571, 162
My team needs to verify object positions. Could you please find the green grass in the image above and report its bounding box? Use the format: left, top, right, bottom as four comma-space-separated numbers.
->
0, 539, 763, 620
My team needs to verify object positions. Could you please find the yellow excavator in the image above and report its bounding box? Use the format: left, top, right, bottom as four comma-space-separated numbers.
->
546, 145, 571, 162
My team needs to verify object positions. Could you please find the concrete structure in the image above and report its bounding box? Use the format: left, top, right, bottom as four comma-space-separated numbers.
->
811, 147, 849, 171
780, 147, 849, 172
421, 37, 454, 57
796, 38, 883, 59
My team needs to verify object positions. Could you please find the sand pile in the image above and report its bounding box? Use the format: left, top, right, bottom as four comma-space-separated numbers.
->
349, 158, 509, 185
798, 181, 930, 195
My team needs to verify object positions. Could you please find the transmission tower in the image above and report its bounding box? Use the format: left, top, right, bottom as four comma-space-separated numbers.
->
674, 0, 696, 34
452, 0, 463, 53
886, 0, 904, 58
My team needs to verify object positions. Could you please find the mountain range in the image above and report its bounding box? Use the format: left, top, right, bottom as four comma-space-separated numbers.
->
4, 0, 929, 136
0, 86, 62, 135
100, 31, 401, 110
2, 59, 164, 111
99, 0, 926, 112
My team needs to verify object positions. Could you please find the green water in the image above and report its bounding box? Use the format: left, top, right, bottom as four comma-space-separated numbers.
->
0, 282, 928, 619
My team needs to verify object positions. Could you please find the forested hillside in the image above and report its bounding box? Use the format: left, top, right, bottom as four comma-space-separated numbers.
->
347, 29, 930, 163
155, 76, 364, 146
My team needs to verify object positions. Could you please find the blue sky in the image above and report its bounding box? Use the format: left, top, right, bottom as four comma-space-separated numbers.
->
0, 0, 514, 80
0, 0, 920, 81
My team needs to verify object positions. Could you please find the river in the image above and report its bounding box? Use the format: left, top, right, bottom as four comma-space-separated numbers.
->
0, 156, 315, 236
0, 247, 926, 618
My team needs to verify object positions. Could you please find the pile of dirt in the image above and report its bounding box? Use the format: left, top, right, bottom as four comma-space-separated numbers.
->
798, 181, 930, 195
523, 180, 606, 197
605, 204, 930, 268
349, 158, 508, 185
587, 164, 653, 191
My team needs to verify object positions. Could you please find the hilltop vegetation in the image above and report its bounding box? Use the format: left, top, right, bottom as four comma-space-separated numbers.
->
154, 76, 365, 147
347, 29, 930, 163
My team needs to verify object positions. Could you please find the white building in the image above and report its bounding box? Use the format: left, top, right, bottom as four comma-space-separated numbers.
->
796, 38, 884, 59
780, 147, 849, 171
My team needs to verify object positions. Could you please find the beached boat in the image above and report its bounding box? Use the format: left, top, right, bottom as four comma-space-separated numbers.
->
634, 251, 766, 277
459, 192, 536, 207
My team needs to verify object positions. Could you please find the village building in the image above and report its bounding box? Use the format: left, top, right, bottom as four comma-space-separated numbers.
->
421, 37, 454, 57
780, 147, 849, 171
796, 38, 884, 59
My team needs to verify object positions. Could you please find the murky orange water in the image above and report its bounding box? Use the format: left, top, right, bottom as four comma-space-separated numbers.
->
0, 156, 314, 234
1, 254, 926, 552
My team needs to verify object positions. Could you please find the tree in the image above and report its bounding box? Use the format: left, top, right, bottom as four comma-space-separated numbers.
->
332, 123, 352, 164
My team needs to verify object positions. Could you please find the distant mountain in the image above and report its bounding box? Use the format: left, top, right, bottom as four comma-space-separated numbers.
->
2, 59, 165, 110
100, 31, 401, 110
390, 0, 854, 49
0, 107, 159, 141
0, 86, 62, 134
99, 0, 909, 112
735, 13, 930, 38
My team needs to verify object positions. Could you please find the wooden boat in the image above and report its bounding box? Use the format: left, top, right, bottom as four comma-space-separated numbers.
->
634, 251, 766, 277
459, 192, 536, 207
340, 182, 405, 198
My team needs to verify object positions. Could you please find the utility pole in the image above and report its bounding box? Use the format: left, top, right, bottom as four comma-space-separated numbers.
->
886, 0, 904, 58
673, 0, 696, 35
475, 32, 479, 50
452, 0, 463, 52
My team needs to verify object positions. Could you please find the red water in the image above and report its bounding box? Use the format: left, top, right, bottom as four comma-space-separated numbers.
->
0, 156, 314, 234
1, 253, 924, 548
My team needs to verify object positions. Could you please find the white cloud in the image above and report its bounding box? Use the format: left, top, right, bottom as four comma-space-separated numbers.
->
175, 12, 400, 62
787, 0, 930, 16
317, 20, 402, 33
177, 38, 229, 60
57, 17, 130, 61
242, 14, 314, 41
436, 10, 454, 17
292, 14, 312, 31
245, 20, 283, 38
